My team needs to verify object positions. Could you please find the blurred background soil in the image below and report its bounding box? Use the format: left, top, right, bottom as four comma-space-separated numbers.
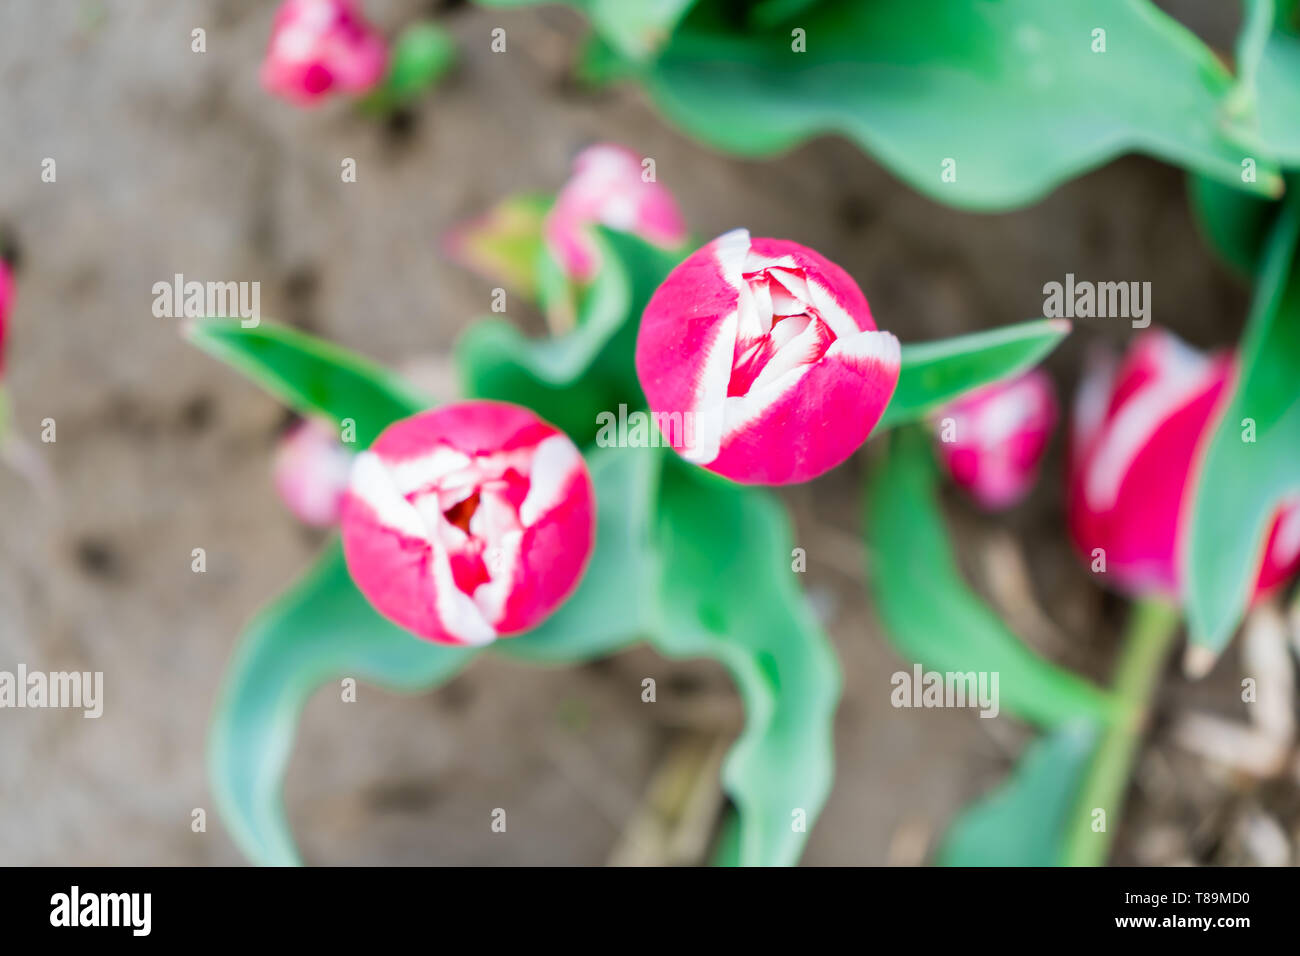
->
0, 0, 1294, 864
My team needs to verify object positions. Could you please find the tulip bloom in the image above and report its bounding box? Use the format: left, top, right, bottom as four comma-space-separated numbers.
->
933, 369, 1058, 510
262, 0, 388, 106
1067, 329, 1300, 599
544, 143, 687, 282
0, 259, 12, 375
340, 401, 594, 645
636, 229, 900, 484
273, 419, 354, 527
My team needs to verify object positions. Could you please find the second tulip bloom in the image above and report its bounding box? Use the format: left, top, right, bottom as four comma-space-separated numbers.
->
636, 229, 900, 485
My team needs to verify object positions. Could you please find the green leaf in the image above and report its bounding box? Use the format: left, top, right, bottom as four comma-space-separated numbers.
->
457, 229, 682, 445
651, 458, 840, 867
1188, 173, 1281, 277
208, 541, 478, 866
185, 319, 430, 447
1186, 191, 1300, 652
362, 21, 457, 113
1248, 0, 1300, 165
630, 0, 1281, 210
509, 447, 843, 866
494, 444, 664, 664
478, 0, 699, 60
939, 722, 1100, 866
387, 23, 456, 101
877, 319, 1071, 429
864, 428, 1119, 727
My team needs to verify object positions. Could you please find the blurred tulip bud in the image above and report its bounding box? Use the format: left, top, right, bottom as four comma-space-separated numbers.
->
262, 0, 388, 106
1067, 329, 1300, 599
636, 229, 900, 484
340, 401, 594, 645
273, 418, 354, 527
933, 369, 1058, 510
544, 143, 687, 282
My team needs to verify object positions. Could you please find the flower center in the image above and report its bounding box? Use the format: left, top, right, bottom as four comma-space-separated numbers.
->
728, 266, 838, 398
442, 489, 481, 533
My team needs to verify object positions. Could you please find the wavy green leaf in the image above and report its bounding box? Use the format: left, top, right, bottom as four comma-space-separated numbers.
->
878, 319, 1071, 429
185, 319, 429, 447
864, 428, 1119, 727
208, 541, 478, 866
939, 722, 1100, 866
652, 457, 840, 867
1186, 191, 1300, 652
626, 0, 1280, 210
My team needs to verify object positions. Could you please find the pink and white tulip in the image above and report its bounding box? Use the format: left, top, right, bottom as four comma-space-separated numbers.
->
273, 418, 354, 527
262, 0, 388, 106
1067, 329, 1300, 599
339, 401, 595, 645
933, 369, 1058, 510
544, 143, 688, 282
0, 259, 12, 375
635, 229, 900, 485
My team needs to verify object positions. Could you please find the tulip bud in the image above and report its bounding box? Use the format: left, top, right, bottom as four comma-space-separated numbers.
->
636, 229, 900, 485
273, 418, 354, 527
339, 401, 595, 645
0, 259, 12, 376
1067, 329, 1300, 599
261, 0, 388, 106
932, 369, 1058, 510
544, 143, 687, 282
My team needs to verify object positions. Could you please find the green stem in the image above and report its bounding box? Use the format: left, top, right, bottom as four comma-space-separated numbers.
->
1062, 598, 1180, 867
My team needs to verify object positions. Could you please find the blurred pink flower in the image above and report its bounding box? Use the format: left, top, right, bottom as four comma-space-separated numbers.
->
636, 229, 900, 485
544, 143, 687, 282
340, 401, 594, 645
261, 0, 388, 106
1066, 329, 1300, 599
273, 418, 354, 527
933, 369, 1058, 510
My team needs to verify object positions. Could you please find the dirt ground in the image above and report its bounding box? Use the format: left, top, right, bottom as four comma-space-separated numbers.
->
0, 0, 1293, 865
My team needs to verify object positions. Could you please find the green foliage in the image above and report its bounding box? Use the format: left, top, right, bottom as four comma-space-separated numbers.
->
184, 319, 430, 447
1186, 192, 1300, 653
208, 541, 478, 866
1188, 173, 1281, 277
939, 722, 1100, 866
537, 0, 1281, 210
651, 456, 839, 867
864, 428, 1118, 727
361, 22, 457, 113
478, 0, 699, 61
878, 320, 1071, 430
457, 229, 681, 445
